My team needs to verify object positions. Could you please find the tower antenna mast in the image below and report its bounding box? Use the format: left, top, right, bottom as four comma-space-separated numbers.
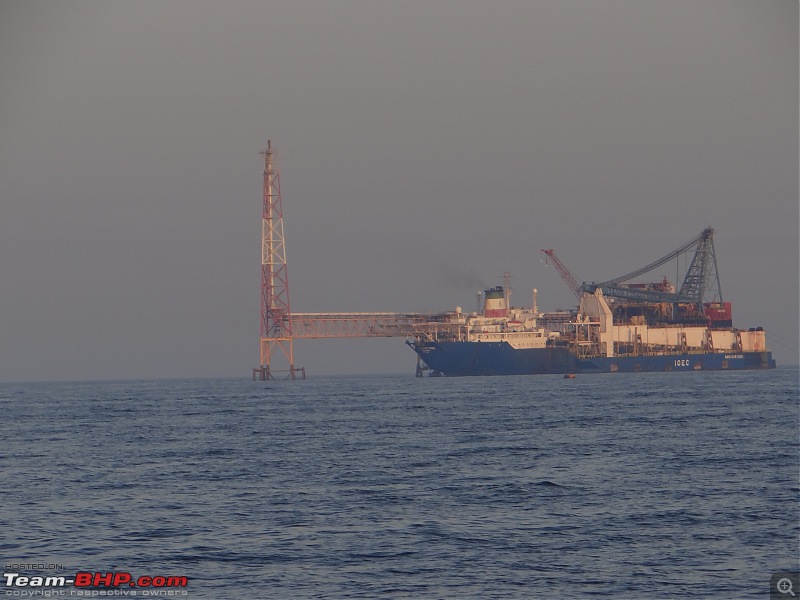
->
254, 141, 304, 380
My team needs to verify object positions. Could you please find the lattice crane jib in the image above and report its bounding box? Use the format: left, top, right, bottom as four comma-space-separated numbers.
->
541, 249, 582, 299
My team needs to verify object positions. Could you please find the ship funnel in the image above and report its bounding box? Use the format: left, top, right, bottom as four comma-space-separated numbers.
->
483, 286, 508, 318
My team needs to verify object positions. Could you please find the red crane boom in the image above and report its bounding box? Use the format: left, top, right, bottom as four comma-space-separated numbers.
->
541, 249, 582, 299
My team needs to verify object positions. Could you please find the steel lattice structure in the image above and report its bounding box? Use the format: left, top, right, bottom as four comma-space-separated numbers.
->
254, 141, 303, 380
541, 249, 582, 299
679, 227, 722, 305
289, 313, 449, 339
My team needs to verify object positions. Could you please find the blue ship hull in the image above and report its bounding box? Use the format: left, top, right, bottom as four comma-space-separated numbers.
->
409, 340, 776, 376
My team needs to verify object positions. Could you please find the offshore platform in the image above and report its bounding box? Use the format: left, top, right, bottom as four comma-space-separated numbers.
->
252, 141, 439, 380
253, 141, 774, 379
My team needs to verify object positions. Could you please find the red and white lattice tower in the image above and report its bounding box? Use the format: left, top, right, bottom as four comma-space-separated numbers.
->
254, 141, 303, 380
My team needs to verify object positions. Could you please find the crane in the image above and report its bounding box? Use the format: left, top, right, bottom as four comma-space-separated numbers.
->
581, 227, 722, 308
542, 228, 723, 316
541, 249, 582, 299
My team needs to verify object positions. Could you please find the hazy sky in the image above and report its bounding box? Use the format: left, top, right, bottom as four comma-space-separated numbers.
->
1, 0, 797, 381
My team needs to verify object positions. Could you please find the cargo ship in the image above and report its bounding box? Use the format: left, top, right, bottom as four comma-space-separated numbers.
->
407, 228, 776, 376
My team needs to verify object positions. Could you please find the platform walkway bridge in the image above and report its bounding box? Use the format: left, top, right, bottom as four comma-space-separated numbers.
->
253, 311, 460, 379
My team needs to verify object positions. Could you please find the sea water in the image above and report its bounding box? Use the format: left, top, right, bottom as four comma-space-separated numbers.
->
1, 368, 797, 598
